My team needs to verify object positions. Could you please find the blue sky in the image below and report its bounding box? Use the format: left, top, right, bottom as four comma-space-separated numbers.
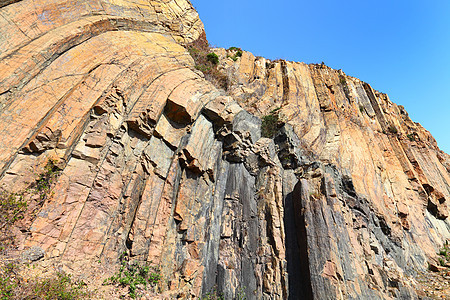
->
191, 0, 450, 154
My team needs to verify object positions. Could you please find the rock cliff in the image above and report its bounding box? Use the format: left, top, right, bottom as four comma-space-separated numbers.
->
0, 0, 449, 299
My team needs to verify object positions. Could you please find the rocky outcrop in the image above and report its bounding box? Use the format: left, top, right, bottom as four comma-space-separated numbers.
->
0, 1, 449, 299
214, 51, 450, 298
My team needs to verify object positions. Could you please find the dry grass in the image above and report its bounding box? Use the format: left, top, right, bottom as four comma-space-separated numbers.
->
0, 262, 92, 299
0, 159, 61, 254
0, 159, 78, 299
0, 191, 26, 253
186, 32, 229, 91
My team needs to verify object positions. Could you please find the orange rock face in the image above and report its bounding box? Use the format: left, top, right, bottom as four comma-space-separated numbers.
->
0, 1, 449, 299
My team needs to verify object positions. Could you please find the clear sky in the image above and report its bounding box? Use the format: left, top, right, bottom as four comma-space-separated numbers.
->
191, 0, 450, 154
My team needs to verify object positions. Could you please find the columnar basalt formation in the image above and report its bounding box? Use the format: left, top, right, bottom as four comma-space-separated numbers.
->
0, 1, 449, 299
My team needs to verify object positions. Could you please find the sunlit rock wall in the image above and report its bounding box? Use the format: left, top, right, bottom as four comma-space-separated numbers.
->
0, 1, 449, 299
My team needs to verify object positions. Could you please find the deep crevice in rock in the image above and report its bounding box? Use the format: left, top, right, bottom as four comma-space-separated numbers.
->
290, 181, 314, 300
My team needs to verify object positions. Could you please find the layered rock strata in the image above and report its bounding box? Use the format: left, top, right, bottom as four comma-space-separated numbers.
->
0, 1, 449, 299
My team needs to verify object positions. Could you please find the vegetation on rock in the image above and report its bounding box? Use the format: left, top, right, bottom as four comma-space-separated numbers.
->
187, 34, 228, 90
34, 159, 61, 201
201, 288, 224, 300
0, 191, 26, 251
201, 286, 247, 300
0, 158, 71, 299
227, 47, 243, 61
407, 133, 416, 141
438, 241, 450, 266
359, 104, 365, 113
0, 159, 60, 252
206, 52, 219, 65
261, 108, 282, 138
0, 262, 91, 300
105, 252, 160, 298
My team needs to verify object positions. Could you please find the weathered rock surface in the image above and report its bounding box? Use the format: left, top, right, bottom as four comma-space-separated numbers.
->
0, 1, 449, 299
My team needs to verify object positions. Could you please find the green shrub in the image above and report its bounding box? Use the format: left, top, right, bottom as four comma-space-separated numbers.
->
236, 287, 247, 300
206, 52, 219, 65
436, 243, 450, 268
0, 263, 17, 299
201, 287, 224, 300
35, 159, 60, 201
438, 242, 450, 259
261, 113, 280, 138
407, 133, 415, 141
227, 47, 243, 61
270, 107, 281, 114
105, 253, 160, 298
195, 65, 211, 73
228, 46, 240, 52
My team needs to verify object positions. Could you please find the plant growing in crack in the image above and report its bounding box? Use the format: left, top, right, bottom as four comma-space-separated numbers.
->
35, 158, 61, 201
0, 191, 26, 251
261, 108, 282, 138
407, 133, 415, 142
236, 287, 247, 300
201, 287, 225, 300
359, 105, 365, 114
105, 252, 161, 298
1, 158, 61, 252
437, 241, 450, 266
